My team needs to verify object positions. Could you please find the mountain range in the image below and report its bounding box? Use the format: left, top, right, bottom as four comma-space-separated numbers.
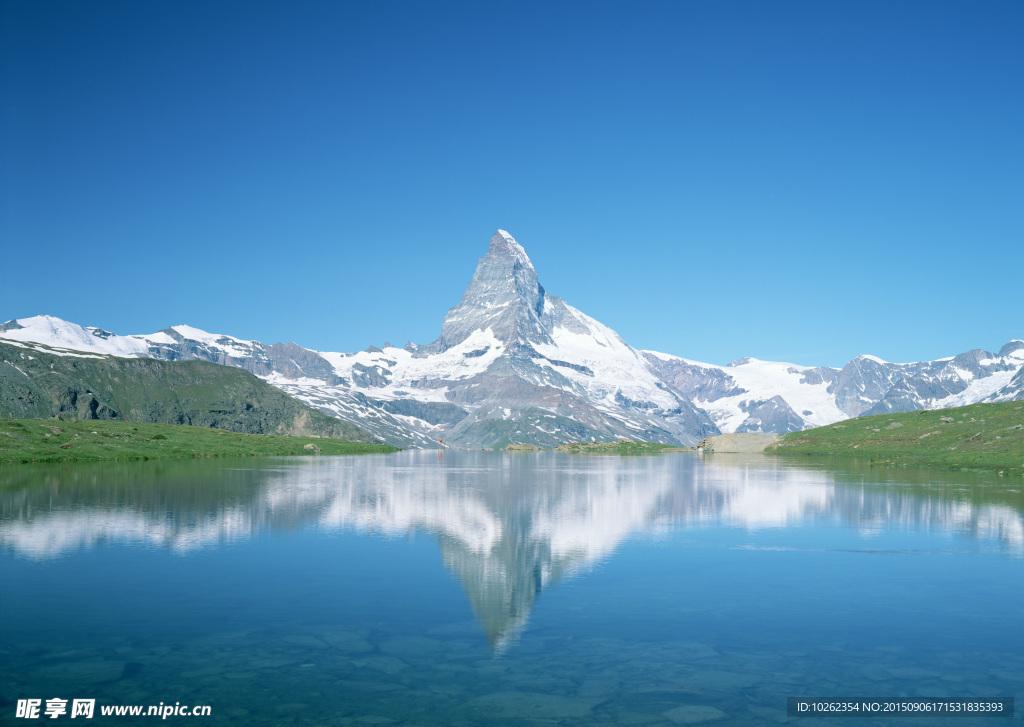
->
2, 230, 1021, 448
0, 340, 378, 442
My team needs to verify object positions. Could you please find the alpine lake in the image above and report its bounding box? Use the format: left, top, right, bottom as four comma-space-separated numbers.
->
1, 450, 1021, 726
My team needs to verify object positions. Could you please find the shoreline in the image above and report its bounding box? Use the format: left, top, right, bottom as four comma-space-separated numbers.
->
0, 418, 398, 465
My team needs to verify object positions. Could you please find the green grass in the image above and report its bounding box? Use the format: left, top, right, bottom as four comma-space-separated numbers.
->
555, 440, 685, 455
770, 401, 1024, 473
0, 418, 399, 464
0, 340, 378, 442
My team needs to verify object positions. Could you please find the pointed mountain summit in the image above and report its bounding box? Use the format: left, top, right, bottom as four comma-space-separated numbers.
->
1, 231, 719, 447
439, 230, 549, 350
411, 230, 719, 446
436, 230, 609, 353
7, 230, 1018, 446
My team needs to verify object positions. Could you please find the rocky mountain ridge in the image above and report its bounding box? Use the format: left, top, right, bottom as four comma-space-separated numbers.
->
3, 230, 1021, 445
643, 341, 1024, 434
0, 340, 378, 442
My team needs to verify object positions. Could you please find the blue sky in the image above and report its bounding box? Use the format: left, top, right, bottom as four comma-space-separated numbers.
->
2, 0, 1021, 367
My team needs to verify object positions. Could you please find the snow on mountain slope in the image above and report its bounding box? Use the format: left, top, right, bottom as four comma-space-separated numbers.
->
937, 367, 1020, 408
946, 341, 1024, 406
715, 358, 838, 432
0, 315, 433, 446
642, 352, 845, 433
335, 231, 719, 447
0, 315, 154, 357
0, 315, 263, 359
3, 233, 1021, 443
317, 327, 507, 402
0, 232, 719, 447
534, 304, 680, 413
854, 344, 1024, 417
644, 341, 1024, 434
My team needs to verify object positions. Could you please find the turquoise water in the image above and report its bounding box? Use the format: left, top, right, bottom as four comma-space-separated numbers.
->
1, 451, 1021, 725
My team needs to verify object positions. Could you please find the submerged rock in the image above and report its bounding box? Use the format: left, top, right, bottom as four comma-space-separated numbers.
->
662, 704, 728, 724
465, 691, 602, 719
360, 655, 409, 675
320, 630, 374, 654
378, 635, 446, 659
39, 659, 127, 684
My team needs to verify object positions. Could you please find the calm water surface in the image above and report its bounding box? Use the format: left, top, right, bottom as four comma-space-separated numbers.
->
1, 451, 1021, 725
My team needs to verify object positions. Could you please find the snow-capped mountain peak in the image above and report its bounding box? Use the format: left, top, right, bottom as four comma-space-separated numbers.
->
999, 340, 1024, 359
493, 229, 533, 268
3, 230, 1021, 446
1, 231, 720, 448
0, 315, 152, 357
439, 230, 548, 351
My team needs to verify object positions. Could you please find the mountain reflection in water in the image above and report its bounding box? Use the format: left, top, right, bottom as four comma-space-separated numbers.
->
1, 451, 1021, 651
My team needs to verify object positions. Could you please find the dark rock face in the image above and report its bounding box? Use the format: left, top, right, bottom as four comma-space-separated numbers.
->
834, 356, 899, 417
735, 396, 805, 434
800, 367, 840, 388
265, 343, 344, 382
861, 377, 956, 416
841, 348, 1022, 419
433, 232, 604, 354
643, 354, 746, 401
371, 398, 467, 426
144, 331, 346, 386
999, 340, 1024, 358
352, 363, 391, 388
438, 231, 553, 351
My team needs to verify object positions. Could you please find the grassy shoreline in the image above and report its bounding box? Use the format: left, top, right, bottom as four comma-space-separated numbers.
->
0, 418, 398, 464
768, 401, 1024, 474
8, 400, 1021, 471
554, 440, 686, 455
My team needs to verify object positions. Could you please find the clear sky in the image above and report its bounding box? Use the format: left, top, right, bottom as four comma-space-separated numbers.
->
2, 1, 1021, 367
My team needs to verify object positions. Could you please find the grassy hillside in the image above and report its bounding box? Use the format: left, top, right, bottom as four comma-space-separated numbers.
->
555, 440, 685, 455
0, 418, 398, 464
769, 401, 1024, 473
0, 340, 377, 442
